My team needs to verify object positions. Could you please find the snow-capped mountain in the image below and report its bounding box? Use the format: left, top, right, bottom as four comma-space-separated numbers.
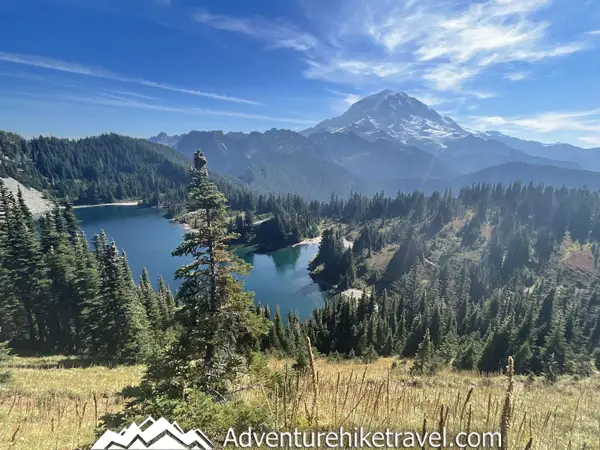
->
302, 89, 582, 173
145, 89, 594, 198
302, 89, 468, 151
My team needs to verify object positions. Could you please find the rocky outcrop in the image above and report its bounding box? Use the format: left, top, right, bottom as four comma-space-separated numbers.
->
1, 177, 53, 217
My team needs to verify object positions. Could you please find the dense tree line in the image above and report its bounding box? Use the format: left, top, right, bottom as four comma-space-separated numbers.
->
257, 183, 600, 376
0, 180, 176, 362
191, 176, 322, 250
0, 131, 189, 207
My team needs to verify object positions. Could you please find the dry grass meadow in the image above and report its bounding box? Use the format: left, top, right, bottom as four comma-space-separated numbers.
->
0, 356, 143, 449
1, 355, 599, 449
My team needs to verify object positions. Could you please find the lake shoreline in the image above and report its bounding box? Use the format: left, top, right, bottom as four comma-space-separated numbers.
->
177, 220, 323, 251
74, 201, 141, 209
176, 218, 351, 295
77, 205, 329, 319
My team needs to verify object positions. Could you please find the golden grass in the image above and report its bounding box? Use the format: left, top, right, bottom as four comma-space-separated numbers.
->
1, 355, 599, 449
256, 358, 600, 450
0, 356, 142, 449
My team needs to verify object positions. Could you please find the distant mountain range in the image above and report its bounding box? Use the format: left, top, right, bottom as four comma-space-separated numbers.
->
149, 89, 600, 200
472, 130, 600, 171
301, 89, 583, 173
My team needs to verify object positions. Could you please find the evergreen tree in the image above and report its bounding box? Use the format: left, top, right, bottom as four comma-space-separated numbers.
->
412, 329, 435, 375
6, 188, 45, 348
145, 152, 268, 397
91, 241, 151, 363
274, 306, 288, 352
157, 276, 176, 330
139, 268, 162, 334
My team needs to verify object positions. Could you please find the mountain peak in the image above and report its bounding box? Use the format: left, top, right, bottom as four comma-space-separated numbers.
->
372, 88, 406, 98
148, 132, 183, 148
371, 88, 411, 97
364, 89, 414, 108
302, 89, 467, 150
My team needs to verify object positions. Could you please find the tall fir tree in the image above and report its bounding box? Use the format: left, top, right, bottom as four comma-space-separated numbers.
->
145, 151, 268, 397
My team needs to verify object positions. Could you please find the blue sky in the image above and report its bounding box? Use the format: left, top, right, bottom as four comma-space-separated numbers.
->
1, 0, 599, 147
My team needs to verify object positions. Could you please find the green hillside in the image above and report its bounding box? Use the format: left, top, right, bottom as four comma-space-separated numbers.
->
0, 131, 190, 205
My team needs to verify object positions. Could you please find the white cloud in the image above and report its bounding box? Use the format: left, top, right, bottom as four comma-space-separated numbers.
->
107, 90, 158, 100
577, 136, 600, 147
194, 12, 317, 52
504, 72, 530, 81
423, 64, 481, 90
191, 0, 592, 99
351, 0, 584, 90
223, 0, 586, 95
303, 58, 415, 84
60, 94, 316, 125
404, 91, 449, 106
465, 90, 497, 99
588, 30, 600, 35
342, 93, 362, 106
325, 89, 363, 113
0, 51, 260, 105
467, 108, 600, 134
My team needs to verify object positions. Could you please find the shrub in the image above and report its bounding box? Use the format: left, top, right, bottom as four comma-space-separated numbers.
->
100, 389, 270, 442
0, 342, 12, 385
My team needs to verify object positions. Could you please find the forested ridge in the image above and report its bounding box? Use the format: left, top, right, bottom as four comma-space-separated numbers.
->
0, 131, 189, 207
0, 180, 176, 359
217, 179, 600, 376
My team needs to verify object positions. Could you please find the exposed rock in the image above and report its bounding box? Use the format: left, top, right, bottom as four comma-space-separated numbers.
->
1, 177, 53, 217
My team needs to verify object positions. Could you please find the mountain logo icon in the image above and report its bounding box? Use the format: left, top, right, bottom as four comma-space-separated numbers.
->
91, 416, 213, 449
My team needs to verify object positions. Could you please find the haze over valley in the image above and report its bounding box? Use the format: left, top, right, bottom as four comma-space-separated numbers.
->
149, 89, 600, 200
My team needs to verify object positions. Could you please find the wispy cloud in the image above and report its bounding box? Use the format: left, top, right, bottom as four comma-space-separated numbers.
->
189, 0, 593, 108
194, 12, 317, 52
504, 72, 530, 81
423, 64, 480, 90
107, 90, 158, 100
303, 58, 416, 86
200, 0, 590, 97
0, 51, 260, 105
54, 93, 316, 125
588, 30, 600, 35
467, 108, 600, 134
577, 136, 600, 147
333, 0, 586, 91
403, 90, 449, 106
325, 89, 363, 112
0, 69, 45, 81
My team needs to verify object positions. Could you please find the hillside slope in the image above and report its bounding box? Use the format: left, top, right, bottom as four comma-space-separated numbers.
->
476, 130, 600, 171
174, 129, 365, 200
0, 131, 190, 205
0, 177, 53, 216
452, 161, 600, 191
